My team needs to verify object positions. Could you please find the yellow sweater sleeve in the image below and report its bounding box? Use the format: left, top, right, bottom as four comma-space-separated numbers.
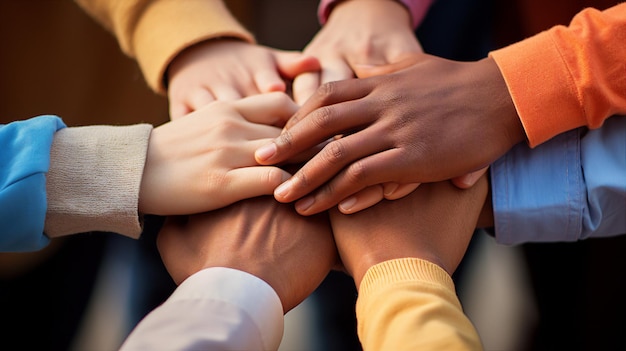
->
356, 258, 483, 350
490, 4, 626, 147
74, 0, 255, 93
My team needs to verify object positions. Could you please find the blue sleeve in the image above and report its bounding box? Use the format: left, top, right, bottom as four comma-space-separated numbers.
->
491, 115, 626, 245
0, 115, 66, 252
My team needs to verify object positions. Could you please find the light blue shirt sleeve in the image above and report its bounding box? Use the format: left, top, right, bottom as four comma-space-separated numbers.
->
491, 115, 626, 245
0, 115, 66, 252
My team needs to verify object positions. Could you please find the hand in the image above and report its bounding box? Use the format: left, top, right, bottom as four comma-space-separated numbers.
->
292, 0, 421, 104
138, 92, 297, 216
330, 176, 489, 288
157, 196, 337, 313
167, 39, 320, 119
255, 54, 524, 216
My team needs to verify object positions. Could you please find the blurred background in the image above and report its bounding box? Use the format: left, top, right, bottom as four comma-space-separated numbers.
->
0, 1, 624, 350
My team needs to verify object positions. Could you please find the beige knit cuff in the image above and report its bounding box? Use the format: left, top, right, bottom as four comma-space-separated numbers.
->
44, 124, 153, 239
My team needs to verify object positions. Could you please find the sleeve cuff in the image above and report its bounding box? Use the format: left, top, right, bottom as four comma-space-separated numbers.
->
173, 267, 284, 351
490, 129, 584, 245
44, 124, 153, 239
359, 258, 456, 300
489, 30, 586, 147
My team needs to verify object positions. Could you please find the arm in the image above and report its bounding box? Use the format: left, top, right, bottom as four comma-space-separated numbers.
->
489, 115, 626, 245
0, 116, 65, 251
74, 0, 253, 93
330, 179, 488, 350
46, 93, 296, 237
74, 0, 320, 118
257, 5, 626, 215
122, 196, 337, 350
490, 4, 626, 146
2, 93, 297, 250
120, 267, 284, 351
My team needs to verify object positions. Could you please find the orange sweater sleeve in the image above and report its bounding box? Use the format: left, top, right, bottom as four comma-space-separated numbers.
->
74, 0, 254, 94
356, 258, 483, 350
490, 4, 626, 147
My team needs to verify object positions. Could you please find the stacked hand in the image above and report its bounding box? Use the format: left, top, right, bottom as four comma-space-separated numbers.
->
255, 53, 524, 216
167, 39, 320, 119
138, 92, 297, 216
157, 196, 337, 313
292, 0, 422, 105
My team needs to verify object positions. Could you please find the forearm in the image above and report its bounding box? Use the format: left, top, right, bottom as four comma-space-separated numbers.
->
318, 0, 434, 29
489, 4, 626, 147
74, 0, 254, 93
356, 258, 483, 350
45, 123, 152, 239
121, 267, 284, 351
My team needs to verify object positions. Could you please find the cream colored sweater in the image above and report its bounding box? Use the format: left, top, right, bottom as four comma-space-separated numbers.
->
44, 124, 152, 239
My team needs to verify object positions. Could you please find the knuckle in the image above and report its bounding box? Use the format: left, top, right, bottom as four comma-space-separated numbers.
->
345, 160, 369, 183
212, 118, 241, 135
322, 140, 347, 165
266, 167, 285, 187
312, 106, 334, 129
293, 168, 311, 189
316, 81, 338, 103
276, 130, 294, 149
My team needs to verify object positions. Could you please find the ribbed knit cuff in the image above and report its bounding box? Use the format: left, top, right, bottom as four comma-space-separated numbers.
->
359, 258, 455, 297
44, 124, 153, 239
489, 30, 586, 147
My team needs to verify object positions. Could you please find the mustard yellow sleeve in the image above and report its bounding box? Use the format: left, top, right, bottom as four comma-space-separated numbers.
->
489, 4, 626, 147
356, 258, 482, 351
74, 0, 255, 93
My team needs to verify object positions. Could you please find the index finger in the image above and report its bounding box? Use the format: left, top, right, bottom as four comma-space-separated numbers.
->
256, 78, 375, 165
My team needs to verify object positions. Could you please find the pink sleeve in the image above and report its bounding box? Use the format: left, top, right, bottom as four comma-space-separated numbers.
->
318, 0, 434, 29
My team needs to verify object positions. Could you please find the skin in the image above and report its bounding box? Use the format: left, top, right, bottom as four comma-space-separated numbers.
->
292, 0, 422, 105
255, 53, 524, 216
289, 0, 425, 211
167, 39, 321, 119
157, 196, 337, 313
330, 175, 489, 288
137, 92, 298, 216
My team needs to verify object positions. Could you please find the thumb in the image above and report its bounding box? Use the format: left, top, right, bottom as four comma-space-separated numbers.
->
274, 50, 321, 79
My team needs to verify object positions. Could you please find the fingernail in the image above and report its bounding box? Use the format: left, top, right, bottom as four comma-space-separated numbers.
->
274, 180, 291, 198
256, 143, 277, 162
383, 183, 399, 197
296, 196, 315, 212
339, 196, 357, 212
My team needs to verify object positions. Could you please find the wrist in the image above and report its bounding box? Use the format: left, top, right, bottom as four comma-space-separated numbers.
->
479, 57, 526, 148
328, 0, 412, 27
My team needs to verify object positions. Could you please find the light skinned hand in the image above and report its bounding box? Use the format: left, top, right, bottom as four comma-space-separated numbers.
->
292, 0, 422, 105
330, 176, 489, 288
255, 53, 524, 216
138, 92, 297, 216
167, 38, 320, 119
157, 196, 337, 313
